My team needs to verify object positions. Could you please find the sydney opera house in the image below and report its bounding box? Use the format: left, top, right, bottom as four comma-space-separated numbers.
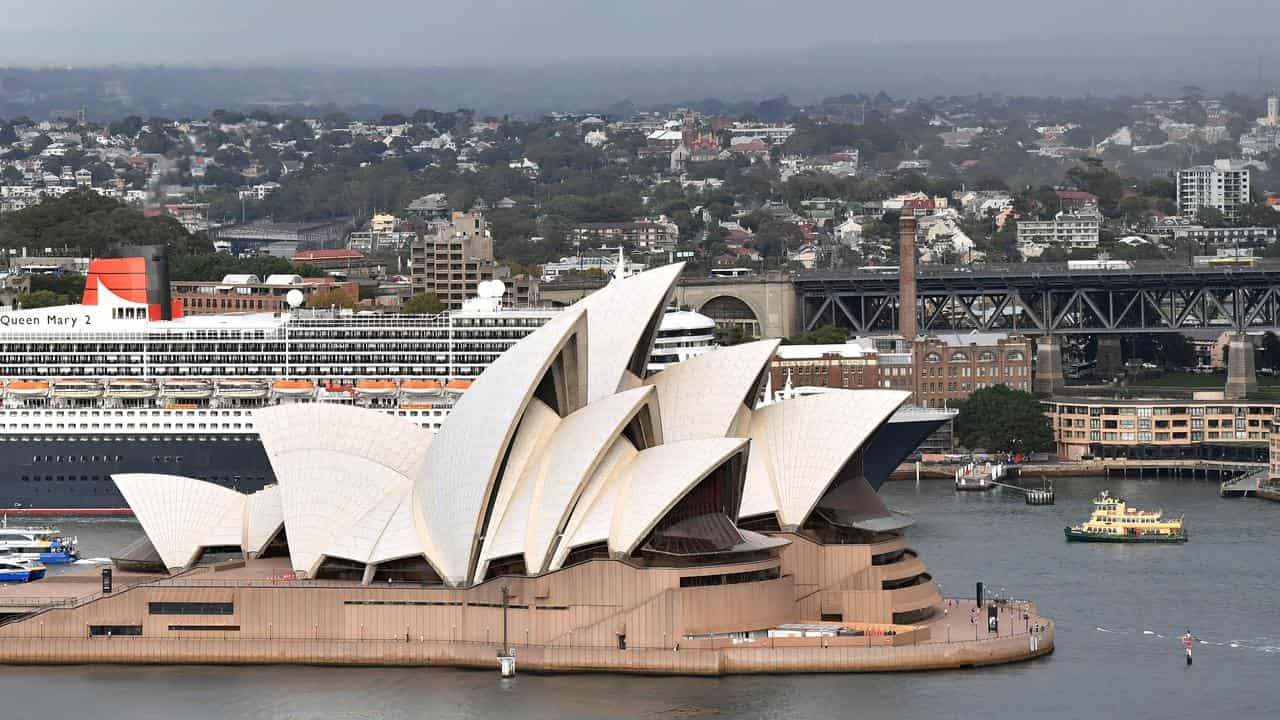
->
0, 265, 1052, 673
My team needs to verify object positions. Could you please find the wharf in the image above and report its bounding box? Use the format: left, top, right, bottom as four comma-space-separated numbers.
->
0, 561, 1054, 674
892, 458, 1265, 482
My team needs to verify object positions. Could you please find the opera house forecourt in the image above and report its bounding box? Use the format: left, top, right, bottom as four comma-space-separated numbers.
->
0, 264, 1053, 674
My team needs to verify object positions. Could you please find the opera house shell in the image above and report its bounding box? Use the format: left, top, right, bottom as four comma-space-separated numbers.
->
0, 264, 1056, 673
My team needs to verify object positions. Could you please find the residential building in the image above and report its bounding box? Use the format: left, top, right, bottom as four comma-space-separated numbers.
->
405, 193, 449, 221
569, 219, 679, 252
370, 213, 398, 234
1045, 395, 1272, 463
1177, 159, 1252, 220
1171, 225, 1279, 251
1016, 209, 1102, 252
409, 212, 496, 309
726, 123, 796, 143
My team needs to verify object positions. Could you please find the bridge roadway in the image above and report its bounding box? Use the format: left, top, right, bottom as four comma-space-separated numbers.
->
538, 261, 1280, 338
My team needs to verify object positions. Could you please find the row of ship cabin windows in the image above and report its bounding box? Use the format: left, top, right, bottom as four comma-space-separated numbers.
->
32, 455, 122, 463
10, 410, 249, 417
3, 423, 250, 430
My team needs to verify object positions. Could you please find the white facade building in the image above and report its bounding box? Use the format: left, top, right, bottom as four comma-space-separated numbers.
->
1177, 159, 1252, 220
1016, 210, 1102, 252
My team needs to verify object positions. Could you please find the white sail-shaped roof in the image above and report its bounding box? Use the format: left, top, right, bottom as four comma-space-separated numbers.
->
575, 263, 683, 402
608, 437, 749, 557
114, 473, 246, 571
415, 307, 588, 584
645, 339, 778, 442
550, 436, 639, 570
473, 398, 562, 579
476, 386, 659, 581
244, 485, 283, 557
739, 389, 909, 528
255, 403, 434, 577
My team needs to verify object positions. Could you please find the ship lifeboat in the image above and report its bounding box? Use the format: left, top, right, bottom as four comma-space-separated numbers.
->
444, 379, 472, 394
160, 378, 214, 400
107, 378, 158, 399
354, 380, 399, 398
400, 379, 443, 398
51, 379, 103, 400
217, 378, 269, 400
5, 380, 50, 398
272, 379, 316, 398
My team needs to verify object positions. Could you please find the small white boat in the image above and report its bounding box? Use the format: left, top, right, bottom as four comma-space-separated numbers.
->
0, 557, 46, 582
217, 379, 269, 400
107, 378, 158, 399
51, 379, 103, 400
160, 379, 214, 400
0, 523, 80, 564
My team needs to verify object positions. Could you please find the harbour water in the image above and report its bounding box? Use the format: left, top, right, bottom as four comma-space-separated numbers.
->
3, 475, 1277, 719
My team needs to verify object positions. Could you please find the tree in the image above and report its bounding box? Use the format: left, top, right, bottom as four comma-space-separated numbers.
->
15, 290, 71, 309
305, 288, 356, 310
955, 385, 1053, 453
1262, 331, 1280, 371
402, 292, 445, 315
1195, 206, 1227, 228
0, 189, 199, 257
784, 324, 849, 345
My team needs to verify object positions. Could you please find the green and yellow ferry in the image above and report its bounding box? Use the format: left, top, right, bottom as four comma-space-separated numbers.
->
1064, 490, 1187, 543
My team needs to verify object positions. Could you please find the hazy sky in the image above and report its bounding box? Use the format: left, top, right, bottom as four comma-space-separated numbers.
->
3, 0, 1277, 68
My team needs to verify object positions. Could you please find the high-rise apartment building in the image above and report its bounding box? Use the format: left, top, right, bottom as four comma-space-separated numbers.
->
409, 212, 495, 309
1177, 159, 1252, 221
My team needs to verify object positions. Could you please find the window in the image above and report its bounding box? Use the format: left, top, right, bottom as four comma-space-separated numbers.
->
90, 625, 142, 636
167, 625, 240, 632
148, 602, 233, 615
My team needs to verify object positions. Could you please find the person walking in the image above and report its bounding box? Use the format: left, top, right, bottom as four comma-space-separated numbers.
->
1182, 629, 1194, 666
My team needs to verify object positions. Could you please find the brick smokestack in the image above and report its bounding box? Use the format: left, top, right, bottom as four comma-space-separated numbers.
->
898, 214, 917, 339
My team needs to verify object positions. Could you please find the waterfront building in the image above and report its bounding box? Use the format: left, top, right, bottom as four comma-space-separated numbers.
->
1177, 159, 1252, 221
770, 343, 880, 392
0, 263, 1059, 674
409, 212, 496, 309
911, 333, 1033, 409
1044, 394, 1273, 462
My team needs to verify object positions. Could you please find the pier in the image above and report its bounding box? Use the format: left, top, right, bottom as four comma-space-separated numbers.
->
987, 479, 1056, 505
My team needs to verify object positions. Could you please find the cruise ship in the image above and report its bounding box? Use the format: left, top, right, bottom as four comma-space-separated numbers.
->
0, 247, 948, 513
0, 247, 556, 513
